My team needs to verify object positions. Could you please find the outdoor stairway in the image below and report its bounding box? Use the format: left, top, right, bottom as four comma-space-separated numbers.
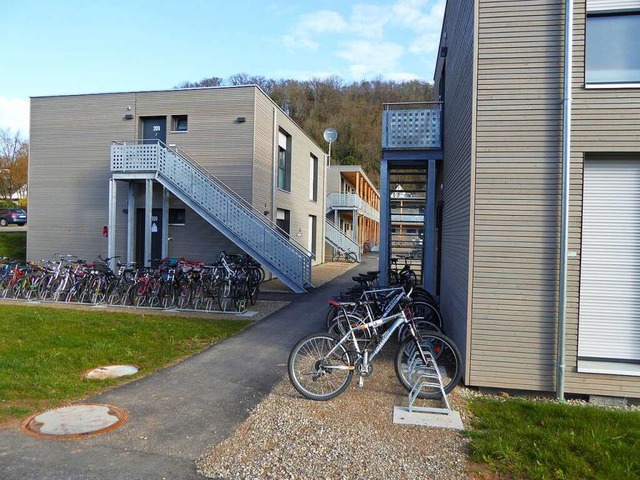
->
110, 141, 313, 293
325, 220, 361, 262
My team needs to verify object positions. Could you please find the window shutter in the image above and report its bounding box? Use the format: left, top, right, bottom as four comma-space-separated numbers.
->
587, 0, 640, 12
578, 159, 640, 376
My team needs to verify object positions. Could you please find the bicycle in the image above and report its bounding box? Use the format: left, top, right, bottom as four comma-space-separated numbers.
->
288, 289, 462, 401
332, 246, 357, 263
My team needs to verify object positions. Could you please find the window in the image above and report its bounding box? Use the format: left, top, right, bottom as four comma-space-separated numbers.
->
277, 130, 291, 191
309, 154, 318, 201
168, 208, 186, 225
276, 208, 290, 238
586, 10, 640, 84
171, 115, 188, 132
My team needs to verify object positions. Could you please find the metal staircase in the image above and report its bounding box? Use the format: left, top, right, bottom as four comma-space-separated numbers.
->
325, 220, 361, 262
110, 141, 313, 293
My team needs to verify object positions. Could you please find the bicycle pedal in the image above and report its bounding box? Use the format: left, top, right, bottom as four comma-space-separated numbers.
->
358, 376, 364, 388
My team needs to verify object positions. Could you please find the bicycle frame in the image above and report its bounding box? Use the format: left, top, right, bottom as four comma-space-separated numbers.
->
323, 306, 424, 374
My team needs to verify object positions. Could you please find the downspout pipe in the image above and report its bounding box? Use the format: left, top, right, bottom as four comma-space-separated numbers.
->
557, 0, 574, 402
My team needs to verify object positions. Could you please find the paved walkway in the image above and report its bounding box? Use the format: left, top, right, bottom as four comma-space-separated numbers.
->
0, 255, 377, 480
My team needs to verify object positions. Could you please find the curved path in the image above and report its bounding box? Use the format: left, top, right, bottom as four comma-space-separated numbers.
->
0, 256, 376, 480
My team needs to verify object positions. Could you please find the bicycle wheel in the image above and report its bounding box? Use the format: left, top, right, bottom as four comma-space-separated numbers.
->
177, 283, 192, 309
288, 333, 353, 401
409, 300, 443, 331
331, 251, 340, 262
217, 281, 233, 311
346, 252, 357, 263
159, 282, 176, 309
394, 332, 462, 399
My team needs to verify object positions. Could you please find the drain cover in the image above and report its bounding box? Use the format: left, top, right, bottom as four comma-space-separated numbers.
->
84, 365, 139, 379
22, 404, 127, 439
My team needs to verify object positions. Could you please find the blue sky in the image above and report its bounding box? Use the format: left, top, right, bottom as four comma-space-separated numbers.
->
0, 0, 445, 138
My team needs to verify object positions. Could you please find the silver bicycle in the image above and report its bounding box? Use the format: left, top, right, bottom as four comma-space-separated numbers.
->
288, 291, 462, 401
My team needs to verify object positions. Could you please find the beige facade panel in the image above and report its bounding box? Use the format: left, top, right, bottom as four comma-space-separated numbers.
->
29, 86, 325, 270
436, 0, 476, 381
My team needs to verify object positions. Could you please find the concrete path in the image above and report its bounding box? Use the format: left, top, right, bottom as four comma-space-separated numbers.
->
0, 256, 376, 480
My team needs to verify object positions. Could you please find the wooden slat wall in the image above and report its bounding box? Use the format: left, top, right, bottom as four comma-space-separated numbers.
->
271, 104, 326, 265
472, 0, 564, 391
564, 2, 640, 398
467, 0, 640, 398
29, 86, 326, 267
437, 0, 476, 379
29, 93, 137, 263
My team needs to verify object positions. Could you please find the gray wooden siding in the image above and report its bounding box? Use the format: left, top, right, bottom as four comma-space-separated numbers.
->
473, 0, 565, 391
437, 0, 476, 380
29, 86, 326, 269
563, 2, 640, 398
136, 87, 256, 200
29, 93, 137, 263
253, 91, 277, 226
272, 106, 326, 265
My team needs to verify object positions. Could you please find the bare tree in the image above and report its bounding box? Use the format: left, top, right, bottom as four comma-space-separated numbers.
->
0, 129, 28, 202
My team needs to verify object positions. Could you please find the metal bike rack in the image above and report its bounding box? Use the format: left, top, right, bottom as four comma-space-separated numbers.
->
405, 346, 451, 415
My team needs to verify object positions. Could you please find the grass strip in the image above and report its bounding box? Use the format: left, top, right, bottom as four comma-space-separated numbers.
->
0, 232, 26, 262
467, 397, 640, 480
0, 305, 250, 422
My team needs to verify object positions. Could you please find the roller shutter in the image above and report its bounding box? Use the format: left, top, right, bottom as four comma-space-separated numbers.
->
578, 158, 640, 376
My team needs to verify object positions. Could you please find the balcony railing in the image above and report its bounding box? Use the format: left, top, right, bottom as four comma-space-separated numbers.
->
382, 102, 442, 150
326, 192, 380, 221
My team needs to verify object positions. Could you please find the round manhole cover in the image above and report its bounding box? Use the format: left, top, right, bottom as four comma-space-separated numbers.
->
84, 365, 139, 379
22, 404, 128, 439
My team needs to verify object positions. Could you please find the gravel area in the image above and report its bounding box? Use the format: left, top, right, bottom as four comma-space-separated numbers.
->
197, 349, 470, 480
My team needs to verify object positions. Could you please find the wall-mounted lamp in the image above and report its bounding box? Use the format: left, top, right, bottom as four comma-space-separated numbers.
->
236, 116, 246, 123
439, 46, 448, 58
124, 105, 134, 120
296, 228, 303, 238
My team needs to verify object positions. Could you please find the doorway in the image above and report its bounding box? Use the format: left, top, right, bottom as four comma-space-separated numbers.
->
136, 208, 163, 265
142, 117, 167, 144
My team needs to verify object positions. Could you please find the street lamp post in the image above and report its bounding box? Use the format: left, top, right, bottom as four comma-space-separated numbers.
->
323, 128, 338, 261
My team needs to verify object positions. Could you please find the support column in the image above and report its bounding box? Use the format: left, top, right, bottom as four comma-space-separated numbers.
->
352, 208, 358, 242
108, 178, 117, 271
127, 182, 135, 265
144, 179, 153, 267
379, 159, 390, 286
424, 159, 437, 294
162, 186, 169, 259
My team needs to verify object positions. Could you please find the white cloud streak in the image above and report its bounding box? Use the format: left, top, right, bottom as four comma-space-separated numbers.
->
280, 0, 445, 80
0, 97, 30, 139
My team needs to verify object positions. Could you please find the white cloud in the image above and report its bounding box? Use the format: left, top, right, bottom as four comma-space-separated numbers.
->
0, 97, 30, 139
281, 10, 348, 50
280, 0, 445, 80
337, 40, 404, 79
349, 4, 390, 39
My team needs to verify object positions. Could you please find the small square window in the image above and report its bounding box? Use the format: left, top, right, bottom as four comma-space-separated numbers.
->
169, 208, 186, 225
171, 115, 188, 132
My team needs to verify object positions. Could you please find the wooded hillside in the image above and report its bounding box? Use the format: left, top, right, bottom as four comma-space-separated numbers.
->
176, 75, 434, 186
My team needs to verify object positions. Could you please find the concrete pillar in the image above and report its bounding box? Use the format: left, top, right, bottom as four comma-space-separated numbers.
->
144, 179, 153, 267
127, 182, 135, 265
108, 178, 117, 271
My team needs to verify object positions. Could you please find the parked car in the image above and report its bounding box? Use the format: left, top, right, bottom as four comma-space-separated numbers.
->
0, 208, 27, 226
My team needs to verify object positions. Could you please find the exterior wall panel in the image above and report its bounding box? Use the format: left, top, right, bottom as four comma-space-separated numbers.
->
472, 0, 564, 391
29, 86, 325, 270
436, 0, 476, 380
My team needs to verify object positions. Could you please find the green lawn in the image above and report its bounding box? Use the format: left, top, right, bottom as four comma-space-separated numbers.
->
467, 397, 640, 480
0, 304, 250, 422
0, 232, 26, 262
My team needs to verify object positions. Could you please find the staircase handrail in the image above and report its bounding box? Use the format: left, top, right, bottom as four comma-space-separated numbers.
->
111, 140, 313, 260
325, 220, 361, 262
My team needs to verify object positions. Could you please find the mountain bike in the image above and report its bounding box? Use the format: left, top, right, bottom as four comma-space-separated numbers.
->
332, 246, 357, 263
288, 290, 462, 401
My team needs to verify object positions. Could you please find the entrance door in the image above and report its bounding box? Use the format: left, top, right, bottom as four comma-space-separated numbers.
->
136, 208, 163, 265
142, 117, 167, 144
